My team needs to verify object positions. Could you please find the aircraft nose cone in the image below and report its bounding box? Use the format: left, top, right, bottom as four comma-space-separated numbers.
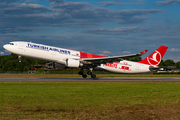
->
3, 44, 8, 49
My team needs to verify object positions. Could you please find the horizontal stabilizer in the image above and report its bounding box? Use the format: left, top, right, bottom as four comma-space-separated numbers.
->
149, 66, 159, 71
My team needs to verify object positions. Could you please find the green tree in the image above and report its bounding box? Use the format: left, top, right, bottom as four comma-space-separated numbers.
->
176, 62, 180, 69
159, 59, 175, 67
164, 59, 175, 66
159, 60, 166, 67
0, 53, 47, 71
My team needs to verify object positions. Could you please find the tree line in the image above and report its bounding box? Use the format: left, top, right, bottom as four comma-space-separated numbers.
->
0, 54, 46, 71
0, 54, 179, 71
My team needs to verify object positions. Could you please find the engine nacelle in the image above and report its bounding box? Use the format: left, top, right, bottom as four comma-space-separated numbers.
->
65, 58, 81, 68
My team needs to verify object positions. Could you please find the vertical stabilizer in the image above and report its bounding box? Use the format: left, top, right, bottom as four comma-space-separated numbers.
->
138, 46, 168, 66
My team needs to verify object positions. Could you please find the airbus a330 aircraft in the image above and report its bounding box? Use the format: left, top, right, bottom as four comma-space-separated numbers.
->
3, 41, 168, 78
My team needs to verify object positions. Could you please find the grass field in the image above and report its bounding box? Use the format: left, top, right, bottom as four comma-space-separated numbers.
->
0, 73, 180, 78
1, 82, 180, 119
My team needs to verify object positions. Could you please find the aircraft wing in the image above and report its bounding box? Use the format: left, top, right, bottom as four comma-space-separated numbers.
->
80, 49, 148, 65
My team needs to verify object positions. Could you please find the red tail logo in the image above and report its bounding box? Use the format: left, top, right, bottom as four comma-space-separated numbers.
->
138, 46, 168, 66
147, 51, 161, 66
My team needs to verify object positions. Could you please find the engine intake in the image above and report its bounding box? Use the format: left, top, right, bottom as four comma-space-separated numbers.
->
66, 58, 82, 68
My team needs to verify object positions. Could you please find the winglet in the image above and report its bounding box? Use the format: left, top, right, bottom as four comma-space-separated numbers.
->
139, 49, 148, 55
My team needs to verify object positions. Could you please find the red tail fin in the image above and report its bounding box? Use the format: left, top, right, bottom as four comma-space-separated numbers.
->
138, 46, 168, 66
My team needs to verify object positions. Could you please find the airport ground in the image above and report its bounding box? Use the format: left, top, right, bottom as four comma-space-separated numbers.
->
1, 74, 180, 119
0, 73, 180, 78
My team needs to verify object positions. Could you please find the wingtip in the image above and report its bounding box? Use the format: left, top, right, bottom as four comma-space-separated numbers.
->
139, 49, 148, 55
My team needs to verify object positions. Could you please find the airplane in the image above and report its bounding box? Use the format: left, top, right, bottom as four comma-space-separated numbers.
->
3, 41, 168, 78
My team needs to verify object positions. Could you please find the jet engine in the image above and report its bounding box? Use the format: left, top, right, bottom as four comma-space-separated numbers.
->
65, 58, 82, 68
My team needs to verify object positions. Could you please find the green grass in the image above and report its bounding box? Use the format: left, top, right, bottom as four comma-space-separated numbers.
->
0, 73, 180, 78
1, 82, 180, 119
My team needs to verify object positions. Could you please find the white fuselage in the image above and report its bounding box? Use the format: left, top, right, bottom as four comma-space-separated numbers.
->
3, 41, 151, 73
98, 60, 150, 73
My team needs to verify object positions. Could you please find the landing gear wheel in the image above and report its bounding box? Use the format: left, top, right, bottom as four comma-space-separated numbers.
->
78, 71, 83, 75
91, 74, 96, 79
82, 74, 87, 78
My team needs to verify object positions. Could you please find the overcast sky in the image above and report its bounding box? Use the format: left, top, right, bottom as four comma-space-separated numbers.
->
0, 0, 180, 61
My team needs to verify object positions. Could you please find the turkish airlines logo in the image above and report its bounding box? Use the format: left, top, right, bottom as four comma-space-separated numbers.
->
147, 51, 161, 66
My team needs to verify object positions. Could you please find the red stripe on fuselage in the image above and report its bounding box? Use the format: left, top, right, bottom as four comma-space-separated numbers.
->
80, 52, 105, 59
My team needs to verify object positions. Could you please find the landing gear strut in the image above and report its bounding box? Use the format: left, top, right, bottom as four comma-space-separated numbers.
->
87, 69, 96, 79
18, 55, 21, 63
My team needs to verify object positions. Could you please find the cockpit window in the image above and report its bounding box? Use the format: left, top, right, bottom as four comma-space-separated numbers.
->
9, 43, 14, 45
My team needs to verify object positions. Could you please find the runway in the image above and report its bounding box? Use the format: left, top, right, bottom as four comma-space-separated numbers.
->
0, 77, 180, 82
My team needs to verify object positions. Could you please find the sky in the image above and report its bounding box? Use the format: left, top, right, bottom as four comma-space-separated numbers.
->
0, 0, 180, 61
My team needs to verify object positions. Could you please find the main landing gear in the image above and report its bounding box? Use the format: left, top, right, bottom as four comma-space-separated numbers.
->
78, 69, 96, 79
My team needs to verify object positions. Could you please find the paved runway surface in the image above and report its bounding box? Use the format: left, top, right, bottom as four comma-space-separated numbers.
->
0, 77, 180, 82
